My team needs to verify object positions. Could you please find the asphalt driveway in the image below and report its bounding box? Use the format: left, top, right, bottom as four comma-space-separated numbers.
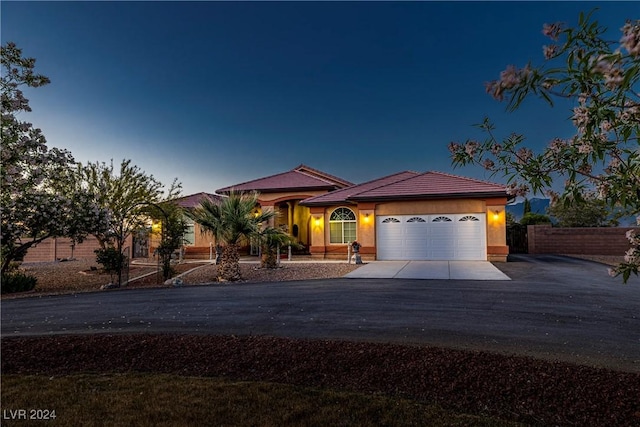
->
2, 255, 639, 371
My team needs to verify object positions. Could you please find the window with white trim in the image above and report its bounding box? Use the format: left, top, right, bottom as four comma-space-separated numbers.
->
329, 207, 356, 244
183, 218, 195, 246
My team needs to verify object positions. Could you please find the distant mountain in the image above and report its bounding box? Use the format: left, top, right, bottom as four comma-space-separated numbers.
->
506, 198, 550, 222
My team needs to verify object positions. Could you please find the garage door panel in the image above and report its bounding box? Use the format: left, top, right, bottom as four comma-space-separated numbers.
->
377, 213, 486, 261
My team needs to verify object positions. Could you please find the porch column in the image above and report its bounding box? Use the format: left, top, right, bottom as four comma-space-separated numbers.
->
487, 204, 509, 262
309, 206, 326, 258
260, 203, 275, 228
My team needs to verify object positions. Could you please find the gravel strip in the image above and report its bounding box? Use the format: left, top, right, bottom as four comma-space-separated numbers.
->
4, 259, 361, 298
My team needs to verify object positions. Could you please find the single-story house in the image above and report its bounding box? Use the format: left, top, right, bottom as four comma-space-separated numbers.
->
22, 165, 511, 263
216, 164, 511, 262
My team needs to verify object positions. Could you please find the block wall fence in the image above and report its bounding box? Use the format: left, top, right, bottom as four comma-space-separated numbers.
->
527, 225, 637, 255
22, 236, 131, 263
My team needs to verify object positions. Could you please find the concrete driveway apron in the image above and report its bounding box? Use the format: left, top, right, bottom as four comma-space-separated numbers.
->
344, 260, 511, 280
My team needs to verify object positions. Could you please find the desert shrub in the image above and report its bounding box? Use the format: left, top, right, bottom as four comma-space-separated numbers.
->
1, 271, 37, 294
94, 247, 126, 281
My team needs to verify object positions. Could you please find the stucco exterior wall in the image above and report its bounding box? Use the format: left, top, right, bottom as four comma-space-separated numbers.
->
375, 199, 486, 215
258, 191, 329, 249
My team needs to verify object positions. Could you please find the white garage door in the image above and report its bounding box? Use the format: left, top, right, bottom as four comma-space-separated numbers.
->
376, 214, 487, 261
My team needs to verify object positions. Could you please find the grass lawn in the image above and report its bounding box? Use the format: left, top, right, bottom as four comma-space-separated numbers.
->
2, 374, 519, 426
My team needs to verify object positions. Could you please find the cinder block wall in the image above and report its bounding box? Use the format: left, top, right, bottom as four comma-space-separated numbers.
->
527, 225, 636, 255
22, 236, 127, 263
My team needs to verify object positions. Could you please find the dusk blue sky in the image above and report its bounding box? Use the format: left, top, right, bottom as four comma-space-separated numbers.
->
2, 1, 635, 196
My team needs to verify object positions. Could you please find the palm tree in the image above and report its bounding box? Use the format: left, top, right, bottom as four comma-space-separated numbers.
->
187, 191, 280, 281
257, 226, 301, 269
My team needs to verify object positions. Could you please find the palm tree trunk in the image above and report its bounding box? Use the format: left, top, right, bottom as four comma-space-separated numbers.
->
260, 245, 278, 269
219, 243, 241, 281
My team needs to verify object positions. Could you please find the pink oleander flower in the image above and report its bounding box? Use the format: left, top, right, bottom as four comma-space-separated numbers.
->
505, 182, 529, 198
515, 147, 533, 164
624, 248, 638, 263
448, 141, 462, 154
607, 267, 618, 277
543, 45, 558, 59
490, 143, 502, 155
621, 20, 640, 57
500, 65, 521, 87
625, 230, 640, 246
542, 22, 563, 41
482, 158, 495, 170
464, 140, 480, 157
577, 141, 593, 154
485, 80, 503, 101
572, 106, 590, 129
578, 93, 589, 105
604, 66, 624, 89
547, 138, 566, 153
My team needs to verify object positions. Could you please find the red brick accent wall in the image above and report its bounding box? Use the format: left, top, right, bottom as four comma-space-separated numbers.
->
527, 225, 636, 255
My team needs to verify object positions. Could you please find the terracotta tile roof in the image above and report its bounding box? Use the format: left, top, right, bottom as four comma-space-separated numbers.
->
172, 192, 222, 209
293, 164, 354, 188
349, 171, 507, 201
300, 171, 420, 206
216, 164, 353, 194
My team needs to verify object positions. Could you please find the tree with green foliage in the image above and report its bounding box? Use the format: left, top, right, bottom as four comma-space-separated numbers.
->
547, 192, 613, 227
187, 192, 290, 281
1, 42, 108, 274
520, 212, 552, 226
145, 200, 189, 281
448, 12, 639, 282
81, 159, 181, 285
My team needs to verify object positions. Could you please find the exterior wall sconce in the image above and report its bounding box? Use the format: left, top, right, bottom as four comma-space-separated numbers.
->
314, 216, 322, 226
363, 213, 370, 222
492, 211, 500, 222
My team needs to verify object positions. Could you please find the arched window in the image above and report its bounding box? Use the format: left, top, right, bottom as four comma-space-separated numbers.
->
381, 217, 400, 223
329, 207, 356, 244
407, 217, 426, 223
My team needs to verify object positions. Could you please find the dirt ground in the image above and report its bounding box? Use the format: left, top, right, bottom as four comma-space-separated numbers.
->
3, 334, 639, 426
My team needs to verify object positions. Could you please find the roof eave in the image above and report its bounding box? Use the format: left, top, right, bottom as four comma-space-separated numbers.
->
217, 185, 340, 194
349, 191, 509, 202
299, 199, 355, 207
